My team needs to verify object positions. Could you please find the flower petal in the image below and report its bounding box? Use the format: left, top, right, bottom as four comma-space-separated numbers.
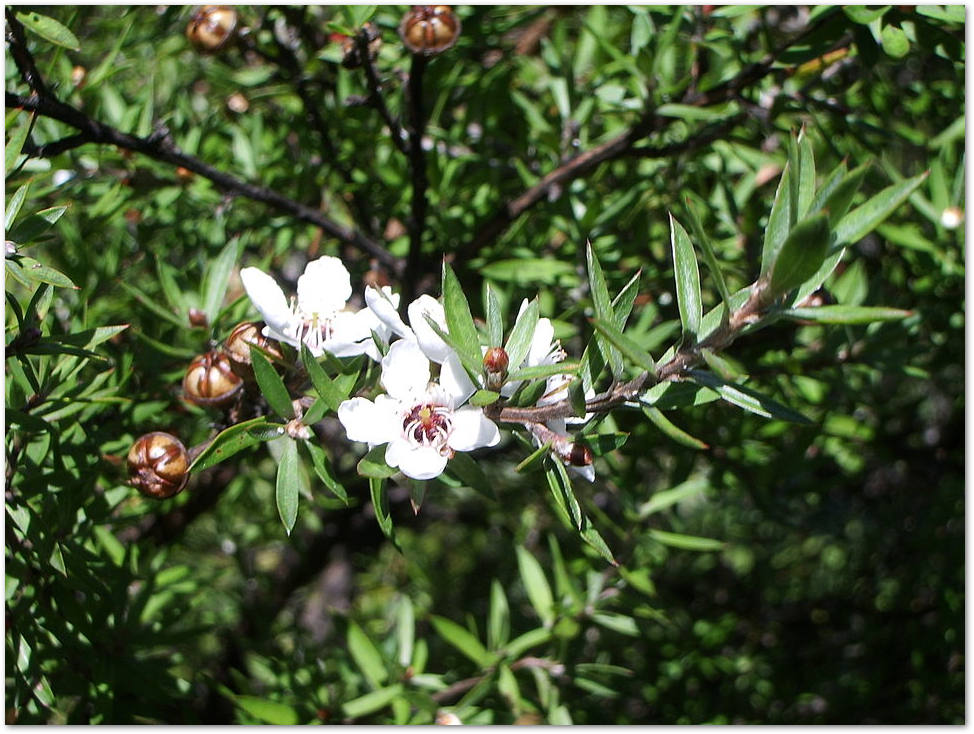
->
365, 286, 412, 340
527, 317, 556, 367
448, 406, 501, 451
297, 256, 352, 315
440, 351, 476, 406
408, 295, 452, 363
380, 339, 430, 400
338, 395, 401, 445
240, 267, 293, 338
386, 439, 448, 480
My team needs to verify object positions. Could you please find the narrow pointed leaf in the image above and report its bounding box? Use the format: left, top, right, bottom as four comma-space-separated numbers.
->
760, 161, 793, 276
304, 441, 348, 503
441, 261, 483, 371
430, 616, 493, 667
5, 183, 29, 231
15, 11, 80, 50
547, 462, 583, 530
781, 305, 913, 324
234, 696, 299, 726
488, 581, 510, 651
797, 129, 816, 217
190, 417, 283, 472
814, 162, 869, 221
834, 171, 929, 246
301, 343, 346, 412
642, 405, 708, 449
485, 283, 504, 348
516, 546, 555, 626
587, 243, 624, 377
503, 298, 540, 372
201, 237, 242, 321
5, 113, 30, 176
689, 369, 812, 423
649, 529, 724, 552
369, 477, 400, 551
448, 452, 496, 500
684, 198, 733, 308
275, 439, 301, 535
669, 214, 702, 340
358, 445, 397, 479
767, 211, 831, 299
590, 318, 655, 373
638, 476, 710, 518
348, 622, 389, 688
251, 346, 294, 419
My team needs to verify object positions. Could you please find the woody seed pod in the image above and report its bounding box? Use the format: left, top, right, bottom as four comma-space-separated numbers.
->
399, 5, 461, 56
186, 5, 238, 54
341, 24, 383, 69
224, 322, 283, 381
127, 432, 190, 499
183, 350, 244, 407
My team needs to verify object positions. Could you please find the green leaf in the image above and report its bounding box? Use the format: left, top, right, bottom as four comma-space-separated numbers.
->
781, 305, 913, 324
15, 11, 81, 50
766, 211, 831, 299
341, 684, 404, 719
834, 172, 929, 246
843, 5, 890, 24
649, 528, 724, 552
485, 283, 504, 348
592, 612, 640, 637
503, 628, 554, 659
684, 197, 733, 309
3, 110, 33, 178
190, 417, 283, 472
276, 440, 301, 535
348, 622, 389, 688
468, 389, 500, 407
8, 257, 76, 289
689, 369, 812, 424
669, 214, 702, 340
396, 597, 415, 668
503, 298, 539, 374
638, 476, 710, 518
760, 161, 794, 277
590, 318, 655, 373
441, 262, 483, 374
369, 477, 400, 551
5, 182, 29, 231
813, 162, 869, 222
587, 242, 624, 378
797, 129, 816, 217
430, 616, 493, 667
516, 546, 555, 627
506, 361, 580, 383
488, 580, 510, 651
481, 258, 574, 285
201, 237, 242, 321
304, 441, 348, 503
251, 346, 293, 419
547, 462, 582, 530
642, 405, 709, 449
234, 696, 299, 726
301, 343, 346, 412
881, 22, 910, 58
448, 452, 496, 500
358, 445, 397, 479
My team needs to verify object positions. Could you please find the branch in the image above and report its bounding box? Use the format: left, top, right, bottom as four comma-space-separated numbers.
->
6, 90, 402, 273
357, 30, 409, 155
401, 53, 431, 307
5, 9, 48, 95
458, 12, 834, 264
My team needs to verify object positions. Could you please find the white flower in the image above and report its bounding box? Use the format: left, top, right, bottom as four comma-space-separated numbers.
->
338, 340, 501, 481
365, 288, 454, 363
240, 256, 392, 360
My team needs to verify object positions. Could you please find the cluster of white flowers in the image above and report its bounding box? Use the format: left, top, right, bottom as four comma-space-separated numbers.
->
241, 257, 592, 482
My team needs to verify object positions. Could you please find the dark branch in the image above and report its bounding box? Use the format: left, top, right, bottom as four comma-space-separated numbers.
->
357, 29, 409, 155
5, 9, 48, 95
401, 54, 430, 308
5, 90, 402, 273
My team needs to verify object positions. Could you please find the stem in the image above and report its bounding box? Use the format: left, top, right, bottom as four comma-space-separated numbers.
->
357, 30, 409, 155
401, 53, 430, 309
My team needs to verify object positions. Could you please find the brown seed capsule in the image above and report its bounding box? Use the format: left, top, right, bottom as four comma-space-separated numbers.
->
183, 350, 244, 407
186, 5, 238, 54
224, 322, 283, 381
399, 5, 461, 56
567, 442, 593, 467
127, 432, 190, 499
187, 307, 208, 327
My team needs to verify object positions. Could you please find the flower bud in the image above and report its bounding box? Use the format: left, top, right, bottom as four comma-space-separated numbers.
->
187, 307, 208, 327
224, 322, 283, 381
483, 346, 509, 391
186, 5, 238, 54
435, 711, 462, 725
399, 5, 461, 56
567, 442, 593, 467
940, 206, 964, 230
127, 432, 190, 499
183, 350, 244, 407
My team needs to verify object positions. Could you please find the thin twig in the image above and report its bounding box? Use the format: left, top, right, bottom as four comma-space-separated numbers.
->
401, 53, 430, 308
357, 29, 409, 155
6, 90, 402, 273
5, 9, 48, 95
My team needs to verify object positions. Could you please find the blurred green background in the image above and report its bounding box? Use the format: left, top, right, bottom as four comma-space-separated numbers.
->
5, 5, 964, 724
